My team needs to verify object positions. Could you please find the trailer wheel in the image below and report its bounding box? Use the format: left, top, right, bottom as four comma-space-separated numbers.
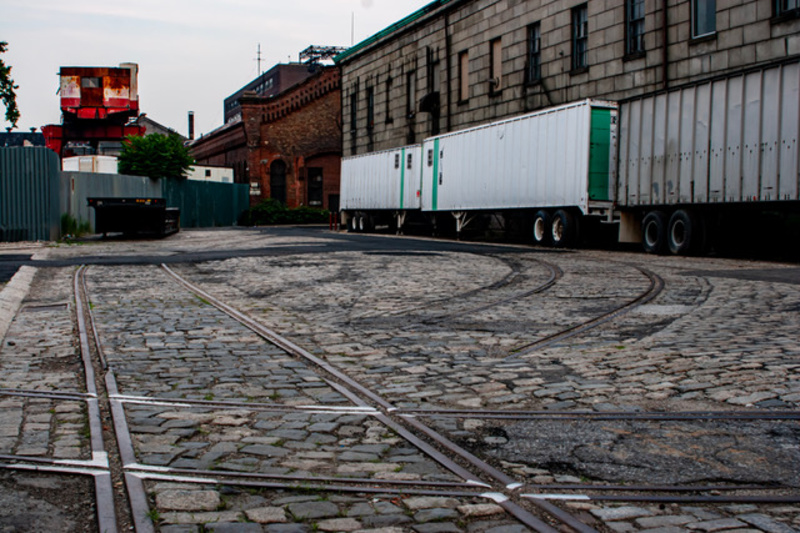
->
358, 213, 372, 233
532, 210, 551, 246
642, 211, 668, 254
668, 209, 701, 256
349, 214, 360, 233
551, 210, 577, 248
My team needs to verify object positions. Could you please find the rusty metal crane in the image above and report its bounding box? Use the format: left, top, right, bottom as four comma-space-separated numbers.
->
42, 63, 145, 158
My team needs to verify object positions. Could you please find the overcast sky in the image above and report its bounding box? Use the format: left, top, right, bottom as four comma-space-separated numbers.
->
1, 0, 432, 137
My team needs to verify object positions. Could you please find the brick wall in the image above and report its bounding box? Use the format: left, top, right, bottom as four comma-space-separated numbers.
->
241, 68, 342, 209
339, 0, 800, 155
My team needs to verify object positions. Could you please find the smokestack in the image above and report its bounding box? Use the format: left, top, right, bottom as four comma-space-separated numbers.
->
188, 111, 195, 140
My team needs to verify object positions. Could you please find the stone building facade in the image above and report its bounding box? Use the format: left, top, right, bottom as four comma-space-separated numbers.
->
336, 0, 800, 155
190, 66, 342, 210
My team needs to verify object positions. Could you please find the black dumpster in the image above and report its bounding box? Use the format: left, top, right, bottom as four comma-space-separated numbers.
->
88, 197, 180, 237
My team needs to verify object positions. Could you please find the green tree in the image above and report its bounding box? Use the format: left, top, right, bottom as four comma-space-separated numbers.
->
118, 133, 195, 180
0, 41, 20, 129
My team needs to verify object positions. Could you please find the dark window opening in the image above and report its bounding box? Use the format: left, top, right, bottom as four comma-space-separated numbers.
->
526, 23, 541, 84
459, 50, 469, 102
626, 0, 645, 55
270, 160, 287, 205
366, 86, 375, 133
81, 77, 101, 88
775, 0, 800, 16
406, 71, 416, 145
489, 38, 503, 94
307, 167, 323, 207
385, 74, 393, 124
692, 0, 716, 38
366, 85, 375, 151
572, 4, 588, 72
425, 47, 441, 135
349, 87, 358, 155
406, 72, 416, 119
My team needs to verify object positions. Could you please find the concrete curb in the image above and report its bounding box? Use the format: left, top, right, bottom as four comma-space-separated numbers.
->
0, 266, 37, 342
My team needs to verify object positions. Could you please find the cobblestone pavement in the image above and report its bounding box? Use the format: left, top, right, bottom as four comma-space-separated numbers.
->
0, 227, 798, 532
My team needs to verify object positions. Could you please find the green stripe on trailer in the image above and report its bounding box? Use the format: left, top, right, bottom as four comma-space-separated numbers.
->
400, 148, 406, 210
588, 107, 612, 202
432, 139, 440, 211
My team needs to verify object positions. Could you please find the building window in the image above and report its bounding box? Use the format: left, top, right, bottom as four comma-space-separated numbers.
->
406, 71, 416, 144
307, 168, 323, 207
775, 0, 800, 16
489, 38, 503, 94
366, 85, 375, 151
349, 87, 357, 155
572, 5, 588, 71
692, 0, 716, 38
626, 0, 645, 55
270, 160, 287, 205
406, 72, 416, 120
81, 77, 101, 88
349, 90, 357, 133
385, 74, 393, 124
458, 50, 469, 102
526, 23, 541, 84
366, 86, 375, 133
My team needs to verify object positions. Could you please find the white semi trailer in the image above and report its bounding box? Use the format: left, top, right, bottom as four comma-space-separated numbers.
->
420, 99, 617, 246
339, 61, 800, 254
341, 99, 617, 246
617, 60, 800, 254
340, 144, 423, 233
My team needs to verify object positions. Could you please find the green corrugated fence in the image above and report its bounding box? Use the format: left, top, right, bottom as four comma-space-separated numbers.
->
0, 147, 61, 242
161, 179, 250, 228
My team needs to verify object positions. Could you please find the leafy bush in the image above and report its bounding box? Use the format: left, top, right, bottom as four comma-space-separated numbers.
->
239, 199, 329, 226
118, 133, 195, 180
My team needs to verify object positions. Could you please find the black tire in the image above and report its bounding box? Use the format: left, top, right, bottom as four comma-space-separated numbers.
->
642, 211, 668, 254
358, 213, 372, 233
348, 213, 359, 233
551, 209, 577, 248
532, 210, 551, 246
668, 209, 702, 256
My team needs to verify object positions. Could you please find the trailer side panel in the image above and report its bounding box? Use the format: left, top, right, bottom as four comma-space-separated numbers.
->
619, 62, 800, 208
421, 99, 616, 214
340, 145, 422, 211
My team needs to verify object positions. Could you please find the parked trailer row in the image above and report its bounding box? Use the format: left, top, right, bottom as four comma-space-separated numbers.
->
340, 61, 800, 254
342, 99, 615, 245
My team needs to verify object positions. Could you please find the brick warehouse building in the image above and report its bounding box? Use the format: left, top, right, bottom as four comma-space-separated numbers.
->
335, 0, 800, 155
190, 65, 342, 210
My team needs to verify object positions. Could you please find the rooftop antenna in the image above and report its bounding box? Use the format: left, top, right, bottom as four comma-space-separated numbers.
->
255, 43, 263, 76
351, 12, 355, 45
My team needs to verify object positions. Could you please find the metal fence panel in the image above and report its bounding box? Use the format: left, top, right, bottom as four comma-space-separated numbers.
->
61, 171, 161, 232
0, 147, 60, 242
162, 179, 249, 228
